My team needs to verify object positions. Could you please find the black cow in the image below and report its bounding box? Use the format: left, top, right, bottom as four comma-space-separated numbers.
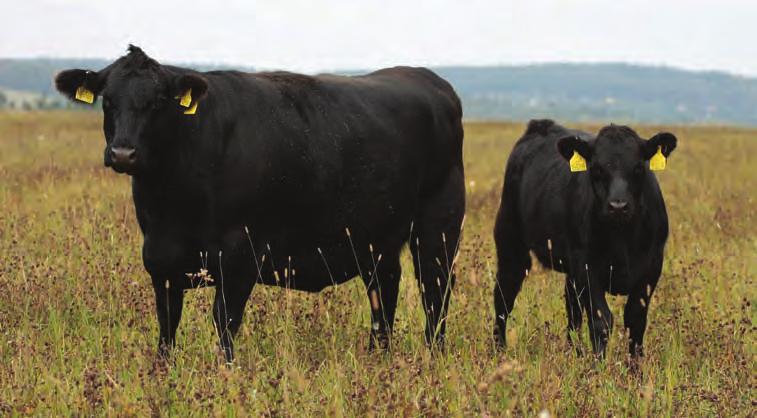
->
55, 45, 465, 362
493, 119, 676, 361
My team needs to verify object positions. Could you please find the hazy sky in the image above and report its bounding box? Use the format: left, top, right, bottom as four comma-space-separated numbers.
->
4, 0, 755, 75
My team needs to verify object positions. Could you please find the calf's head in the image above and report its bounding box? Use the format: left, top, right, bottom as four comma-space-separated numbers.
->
54, 45, 208, 175
558, 125, 677, 223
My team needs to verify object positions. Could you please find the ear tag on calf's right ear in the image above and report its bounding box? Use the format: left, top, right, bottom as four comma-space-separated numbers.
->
75, 86, 95, 104
179, 89, 192, 108
569, 151, 587, 172
649, 146, 666, 171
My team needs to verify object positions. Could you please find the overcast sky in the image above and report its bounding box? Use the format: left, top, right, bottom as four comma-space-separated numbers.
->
3, 0, 755, 76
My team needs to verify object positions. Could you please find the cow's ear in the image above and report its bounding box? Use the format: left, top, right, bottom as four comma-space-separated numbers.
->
54, 69, 101, 105
172, 74, 208, 115
643, 132, 677, 160
174, 74, 208, 102
557, 135, 592, 161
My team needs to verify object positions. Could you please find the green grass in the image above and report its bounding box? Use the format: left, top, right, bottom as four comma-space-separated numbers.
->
0, 112, 754, 416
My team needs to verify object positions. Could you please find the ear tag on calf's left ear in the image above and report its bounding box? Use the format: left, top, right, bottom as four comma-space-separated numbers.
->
75, 86, 95, 104
650, 146, 666, 171
183, 101, 198, 115
569, 151, 587, 172
179, 89, 192, 108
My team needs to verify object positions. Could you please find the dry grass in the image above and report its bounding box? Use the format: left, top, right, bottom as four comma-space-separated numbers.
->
0, 112, 754, 416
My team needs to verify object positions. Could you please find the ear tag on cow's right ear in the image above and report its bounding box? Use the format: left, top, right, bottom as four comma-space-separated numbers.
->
649, 146, 666, 171
569, 151, 587, 172
179, 89, 192, 108
183, 101, 198, 115
75, 86, 95, 104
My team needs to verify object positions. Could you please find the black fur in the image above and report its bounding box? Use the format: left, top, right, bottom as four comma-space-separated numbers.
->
54, 45, 465, 362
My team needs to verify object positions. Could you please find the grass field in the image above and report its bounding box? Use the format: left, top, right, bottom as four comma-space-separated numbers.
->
0, 112, 754, 416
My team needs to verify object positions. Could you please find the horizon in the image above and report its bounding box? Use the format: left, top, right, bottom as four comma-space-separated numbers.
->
2, 53, 753, 80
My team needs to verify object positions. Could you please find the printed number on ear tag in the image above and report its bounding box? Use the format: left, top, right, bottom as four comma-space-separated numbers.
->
179, 89, 192, 108
569, 151, 587, 172
75, 86, 95, 104
650, 146, 666, 171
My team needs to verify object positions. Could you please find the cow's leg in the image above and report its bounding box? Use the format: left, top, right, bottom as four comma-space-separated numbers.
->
361, 253, 402, 350
492, 186, 530, 349
152, 277, 185, 358
564, 276, 584, 354
212, 272, 255, 364
410, 168, 465, 349
583, 276, 613, 358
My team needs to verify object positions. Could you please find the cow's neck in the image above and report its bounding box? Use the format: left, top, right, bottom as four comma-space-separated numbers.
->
130, 130, 217, 218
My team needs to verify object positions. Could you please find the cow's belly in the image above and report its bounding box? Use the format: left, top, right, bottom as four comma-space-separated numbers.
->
251, 246, 362, 292
141, 212, 411, 293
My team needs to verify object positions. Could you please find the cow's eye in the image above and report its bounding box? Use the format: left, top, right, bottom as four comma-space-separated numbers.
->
102, 98, 112, 109
633, 164, 644, 177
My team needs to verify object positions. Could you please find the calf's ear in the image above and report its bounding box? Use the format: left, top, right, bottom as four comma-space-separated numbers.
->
557, 135, 592, 161
54, 69, 101, 104
643, 132, 677, 160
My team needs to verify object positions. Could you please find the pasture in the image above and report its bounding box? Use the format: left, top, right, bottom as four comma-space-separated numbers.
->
0, 112, 754, 416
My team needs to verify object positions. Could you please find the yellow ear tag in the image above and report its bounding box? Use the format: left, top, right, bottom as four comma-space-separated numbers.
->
569, 151, 587, 172
183, 101, 198, 115
179, 89, 192, 108
75, 86, 95, 104
650, 146, 666, 171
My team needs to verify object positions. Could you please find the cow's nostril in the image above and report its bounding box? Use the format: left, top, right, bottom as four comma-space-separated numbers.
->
111, 147, 137, 166
609, 200, 628, 210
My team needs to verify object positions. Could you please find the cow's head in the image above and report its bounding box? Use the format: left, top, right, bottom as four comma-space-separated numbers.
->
557, 125, 677, 223
54, 45, 208, 175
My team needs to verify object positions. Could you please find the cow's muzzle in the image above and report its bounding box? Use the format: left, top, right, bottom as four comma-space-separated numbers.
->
107, 146, 137, 173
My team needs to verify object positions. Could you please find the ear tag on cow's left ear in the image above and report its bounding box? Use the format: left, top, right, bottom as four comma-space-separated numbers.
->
569, 151, 587, 172
75, 86, 95, 104
650, 146, 666, 171
183, 101, 198, 115
179, 89, 192, 108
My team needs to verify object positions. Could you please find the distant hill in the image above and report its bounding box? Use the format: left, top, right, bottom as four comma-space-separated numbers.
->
1, 58, 756, 125
434, 64, 757, 125
0, 58, 250, 109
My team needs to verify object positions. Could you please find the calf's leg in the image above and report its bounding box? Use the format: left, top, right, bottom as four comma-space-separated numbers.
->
624, 280, 657, 360
564, 276, 584, 354
582, 276, 613, 358
492, 188, 530, 349
624, 256, 661, 370
493, 245, 530, 349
